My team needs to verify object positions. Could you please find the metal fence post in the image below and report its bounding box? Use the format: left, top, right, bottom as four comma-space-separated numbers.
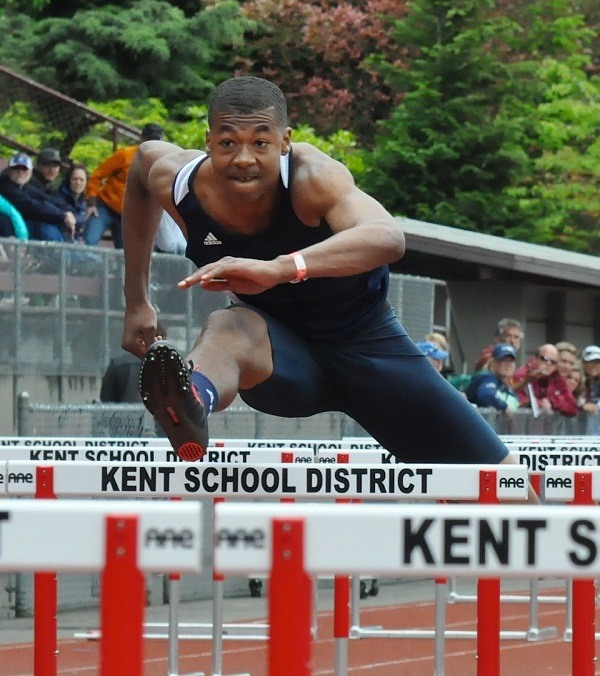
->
17, 391, 31, 436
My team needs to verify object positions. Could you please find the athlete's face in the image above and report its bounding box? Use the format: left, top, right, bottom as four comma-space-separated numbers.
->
205, 107, 291, 201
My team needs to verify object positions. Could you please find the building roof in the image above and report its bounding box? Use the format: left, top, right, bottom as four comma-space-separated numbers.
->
397, 218, 600, 287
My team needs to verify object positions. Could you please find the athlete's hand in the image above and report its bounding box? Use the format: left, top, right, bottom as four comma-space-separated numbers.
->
122, 300, 159, 358
179, 256, 290, 295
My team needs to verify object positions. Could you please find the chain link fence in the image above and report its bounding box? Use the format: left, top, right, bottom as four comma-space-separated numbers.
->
0, 64, 140, 163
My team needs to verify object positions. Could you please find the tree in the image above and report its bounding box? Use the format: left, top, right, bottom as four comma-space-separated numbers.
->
360, 0, 600, 252
236, 0, 408, 143
0, 0, 251, 104
360, 0, 527, 233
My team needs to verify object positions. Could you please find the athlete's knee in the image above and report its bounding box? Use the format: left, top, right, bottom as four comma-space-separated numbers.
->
199, 307, 268, 346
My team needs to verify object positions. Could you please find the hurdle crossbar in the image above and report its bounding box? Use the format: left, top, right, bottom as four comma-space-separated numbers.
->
215, 501, 599, 676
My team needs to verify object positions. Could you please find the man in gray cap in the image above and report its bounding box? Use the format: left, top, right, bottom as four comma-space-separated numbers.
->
29, 147, 62, 194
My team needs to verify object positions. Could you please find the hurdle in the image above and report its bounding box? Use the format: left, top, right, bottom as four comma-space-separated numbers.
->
4, 459, 528, 675
447, 450, 600, 622
0, 497, 202, 676
215, 501, 600, 676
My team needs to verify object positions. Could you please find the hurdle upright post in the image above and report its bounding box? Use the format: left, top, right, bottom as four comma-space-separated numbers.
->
100, 515, 145, 676
476, 470, 500, 676
334, 453, 350, 676
34, 466, 57, 676
569, 471, 596, 676
269, 517, 311, 676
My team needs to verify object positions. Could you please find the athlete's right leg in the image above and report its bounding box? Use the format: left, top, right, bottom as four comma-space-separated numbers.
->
140, 306, 338, 460
140, 306, 273, 460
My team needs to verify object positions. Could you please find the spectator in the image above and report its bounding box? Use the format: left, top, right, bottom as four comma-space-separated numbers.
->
415, 340, 448, 373
54, 163, 89, 241
566, 359, 586, 406
0, 153, 76, 242
580, 345, 600, 422
512, 343, 578, 417
474, 318, 524, 371
29, 148, 62, 195
465, 343, 520, 415
100, 321, 167, 403
85, 123, 165, 249
555, 340, 578, 380
425, 332, 448, 352
0, 193, 29, 240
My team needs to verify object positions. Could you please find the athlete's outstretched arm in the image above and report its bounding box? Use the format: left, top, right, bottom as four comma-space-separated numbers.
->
121, 141, 185, 356
181, 146, 405, 293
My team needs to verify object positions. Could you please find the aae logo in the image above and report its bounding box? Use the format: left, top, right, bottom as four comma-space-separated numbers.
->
215, 528, 265, 549
498, 477, 525, 488
546, 477, 572, 489
7, 473, 33, 484
145, 528, 194, 548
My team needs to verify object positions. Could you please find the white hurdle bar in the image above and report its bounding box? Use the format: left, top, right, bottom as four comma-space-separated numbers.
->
215, 501, 600, 676
0, 460, 528, 676
0, 498, 202, 676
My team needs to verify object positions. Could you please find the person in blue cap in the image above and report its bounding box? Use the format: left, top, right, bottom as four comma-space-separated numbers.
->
465, 343, 520, 414
415, 340, 448, 374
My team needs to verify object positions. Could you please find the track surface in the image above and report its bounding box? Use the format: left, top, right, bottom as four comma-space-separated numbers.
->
0, 585, 590, 675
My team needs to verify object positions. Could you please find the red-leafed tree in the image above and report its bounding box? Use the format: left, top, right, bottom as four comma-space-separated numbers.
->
236, 0, 408, 143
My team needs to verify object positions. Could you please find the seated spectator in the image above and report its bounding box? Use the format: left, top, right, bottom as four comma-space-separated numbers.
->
29, 148, 62, 194
566, 359, 586, 406
580, 345, 600, 419
85, 123, 164, 249
425, 332, 448, 352
415, 340, 448, 374
54, 163, 89, 241
465, 343, 520, 415
474, 318, 523, 372
512, 343, 578, 417
0, 193, 28, 240
555, 340, 578, 380
0, 153, 76, 242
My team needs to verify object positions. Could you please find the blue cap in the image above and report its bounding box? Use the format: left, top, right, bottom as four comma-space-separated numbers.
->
416, 340, 448, 360
492, 343, 516, 360
9, 153, 33, 170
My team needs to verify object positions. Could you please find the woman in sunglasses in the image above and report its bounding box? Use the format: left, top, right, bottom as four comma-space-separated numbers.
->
512, 343, 578, 416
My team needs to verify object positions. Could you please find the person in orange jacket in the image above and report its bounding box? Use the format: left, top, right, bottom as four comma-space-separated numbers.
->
84, 123, 164, 248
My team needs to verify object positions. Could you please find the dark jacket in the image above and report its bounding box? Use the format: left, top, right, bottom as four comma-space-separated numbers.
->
29, 168, 59, 195
54, 182, 88, 234
0, 174, 67, 236
466, 370, 519, 412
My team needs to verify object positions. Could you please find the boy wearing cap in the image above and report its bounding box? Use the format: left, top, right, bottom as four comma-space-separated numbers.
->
29, 148, 62, 195
466, 344, 520, 414
84, 123, 164, 248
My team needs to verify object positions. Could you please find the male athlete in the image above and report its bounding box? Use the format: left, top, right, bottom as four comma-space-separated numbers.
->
121, 76, 530, 495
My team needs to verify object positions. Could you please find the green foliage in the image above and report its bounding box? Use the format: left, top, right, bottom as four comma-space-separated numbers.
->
360, 0, 600, 253
361, 0, 526, 233
0, 0, 251, 104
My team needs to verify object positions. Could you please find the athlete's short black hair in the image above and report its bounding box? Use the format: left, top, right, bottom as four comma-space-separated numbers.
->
208, 77, 288, 128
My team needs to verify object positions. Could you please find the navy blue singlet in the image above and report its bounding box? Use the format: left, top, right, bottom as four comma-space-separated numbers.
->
171, 148, 510, 465
173, 149, 388, 340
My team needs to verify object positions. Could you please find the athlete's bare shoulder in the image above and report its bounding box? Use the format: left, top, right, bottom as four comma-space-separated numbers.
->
291, 142, 351, 183
290, 142, 356, 222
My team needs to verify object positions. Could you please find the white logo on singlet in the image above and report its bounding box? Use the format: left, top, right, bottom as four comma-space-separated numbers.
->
203, 232, 222, 245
